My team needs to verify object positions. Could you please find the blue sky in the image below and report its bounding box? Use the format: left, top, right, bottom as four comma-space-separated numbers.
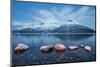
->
12, 1, 96, 30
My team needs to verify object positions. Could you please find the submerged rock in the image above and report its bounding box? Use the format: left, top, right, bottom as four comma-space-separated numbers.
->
40, 45, 54, 53
68, 46, 78, 51
54, 43, 66, 52
14, 43, 29, 54
84, 46, 92, 52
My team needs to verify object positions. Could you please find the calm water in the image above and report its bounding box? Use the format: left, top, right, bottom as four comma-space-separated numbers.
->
12, 33, 96, 66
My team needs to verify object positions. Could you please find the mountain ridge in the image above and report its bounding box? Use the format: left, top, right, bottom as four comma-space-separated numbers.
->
12, 24, 95, 33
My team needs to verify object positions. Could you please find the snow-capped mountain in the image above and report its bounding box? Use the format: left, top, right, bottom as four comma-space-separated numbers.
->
12, 22, 95, 33
12, 21, 61, 33
13, 21, 61, 31
52, 24, 95, 33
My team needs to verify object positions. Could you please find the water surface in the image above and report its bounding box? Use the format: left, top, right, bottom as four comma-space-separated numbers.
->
12, 33, 96, 66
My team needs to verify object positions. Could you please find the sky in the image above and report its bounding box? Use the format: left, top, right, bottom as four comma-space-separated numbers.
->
12, 1, 96, 30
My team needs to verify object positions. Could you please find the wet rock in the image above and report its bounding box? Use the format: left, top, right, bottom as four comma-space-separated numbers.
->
68, 46, 78, 51
14, 43, 29, 54
80, 45, 92, 52
54, 43, 66, 52
40, 45, 54, 53
84, 46, 91, 52
80, 44, 85, 48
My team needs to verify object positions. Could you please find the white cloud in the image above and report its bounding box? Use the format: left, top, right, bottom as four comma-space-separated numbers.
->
32, 6, 81, 26
69, 6, 90, 18
14, 6, 95, 30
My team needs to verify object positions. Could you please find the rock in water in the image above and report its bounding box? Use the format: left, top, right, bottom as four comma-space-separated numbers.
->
14, 43, 29, 54
80, 45, 91, 52
80, 44, 85, 48
68, 46, 78, 51
40, 45, 54, 53
84, 46, 91, 52
54, 43, 66, 52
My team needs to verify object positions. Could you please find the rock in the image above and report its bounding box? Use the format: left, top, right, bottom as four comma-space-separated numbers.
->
40, 45, 54, 53
84, 46, 91, 52
80, 45, 92, 52
80, 44, 85, 48
68, 46, 78, 51
54, 43, 66, 52
14, 43, 29, 54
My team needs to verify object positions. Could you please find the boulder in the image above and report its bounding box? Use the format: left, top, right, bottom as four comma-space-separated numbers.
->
80, 44, 85, 48
68, 46, 78, 51
54, 43, 66, 52
40, 45, 54, 53
84, 46, 91, 52
80, 45, 92, 52
14, 43, 29, 54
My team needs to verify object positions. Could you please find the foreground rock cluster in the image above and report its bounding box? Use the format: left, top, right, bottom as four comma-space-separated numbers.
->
14, 43, 92, 54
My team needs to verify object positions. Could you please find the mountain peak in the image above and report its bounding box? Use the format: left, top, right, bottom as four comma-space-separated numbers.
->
12, 23, 95, 33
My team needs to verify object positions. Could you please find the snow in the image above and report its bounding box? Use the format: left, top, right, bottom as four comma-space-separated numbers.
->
13, 18, 79, 31
13, 21, 61, 31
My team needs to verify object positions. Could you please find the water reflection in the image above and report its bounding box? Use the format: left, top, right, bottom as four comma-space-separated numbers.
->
12, 33, 96, 66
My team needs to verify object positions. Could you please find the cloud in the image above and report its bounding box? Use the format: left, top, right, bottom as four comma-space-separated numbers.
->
14, 5, 95, 30
32, 6, 80, 26
69, 6, 90, 19
33, 6, 94, 25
